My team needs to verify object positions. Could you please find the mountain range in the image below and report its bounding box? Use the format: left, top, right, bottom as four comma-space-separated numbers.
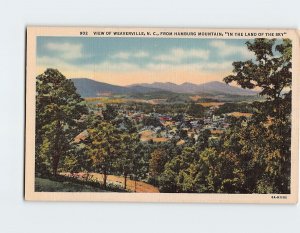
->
130, 81, 257, 96
71, 78, 160, 97
71, 78, 258, 98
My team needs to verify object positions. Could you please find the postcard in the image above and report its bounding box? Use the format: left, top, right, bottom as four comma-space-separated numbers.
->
25, 27, 299, 203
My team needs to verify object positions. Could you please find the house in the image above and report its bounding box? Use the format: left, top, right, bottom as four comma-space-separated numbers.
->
190, 120, 199, 127
154, 126, 162, 133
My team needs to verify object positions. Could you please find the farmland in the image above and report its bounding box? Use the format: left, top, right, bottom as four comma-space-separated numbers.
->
198, 102, 225, 107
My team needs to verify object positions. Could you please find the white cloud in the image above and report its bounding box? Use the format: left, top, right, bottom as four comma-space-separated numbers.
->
38, 52, 232, 76
37, 55, 140, 73
37, 56, 70, 68
45, 42, 84, 60
210, 41, 253, 59
133, 51, 149, 58
145, 61, 232, 72
112, 52, 130, 59
112, 51, 149, 59
154, 48, 210, 62
37, 56, 92, 73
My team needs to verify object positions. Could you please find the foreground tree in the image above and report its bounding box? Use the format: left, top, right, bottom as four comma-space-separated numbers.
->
86, 121, 121, 188
159, 146, 198, 192
223, 38, 292, 193
224, 38, 291, 120
36, 69, 87, 176
149, 148, 170, 186
116, 132, 140, 189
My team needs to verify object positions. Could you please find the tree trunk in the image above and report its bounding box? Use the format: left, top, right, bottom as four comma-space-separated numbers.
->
103, 171, 107, 189
52, 153, 59, 176
52, 120, 61, 176
124, 173, 127, 190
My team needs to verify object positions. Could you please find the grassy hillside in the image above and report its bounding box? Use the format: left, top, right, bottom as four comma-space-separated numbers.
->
35, 177, 106, 192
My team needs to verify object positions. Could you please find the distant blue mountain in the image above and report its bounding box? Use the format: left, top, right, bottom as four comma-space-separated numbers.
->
71, 78, 258, 97
71, 78, 164, 97
131, 81, 258, 96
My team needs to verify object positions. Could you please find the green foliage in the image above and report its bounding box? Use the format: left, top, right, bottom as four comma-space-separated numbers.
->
195, 148, 220, 193
214, 102, 254, 115
159, 146, 197, 192
149, 149, 168, 179
102, 104, 118, 121
86, 114, 145, 190
128, 91, 191, 102
154, 103, 187, 114
35, 68, 88, 176
224, 38, 292, 120
143, 116, 163, 127
126, 102, 205, 115
224, 39, 292, 98
222, 38, 292, 194
86, 121, 121, 188
186, 101, 205, 117
196, 129, 211, 151
116, 132, 140, 189
178, 129, 188, 139
159, 160, 179, 192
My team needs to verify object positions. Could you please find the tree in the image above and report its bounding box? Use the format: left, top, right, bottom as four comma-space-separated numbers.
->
196, 129, 211, 152
149, 148, 168, 185
223, 39, 292, 193
159, 146, 198, 192
186, 101, 205, 117
130, 142, 150, 192
224, 38, 291, 120
178, 128, 188, 140
172, 113, 184, 122
114, 116, 137, 133
36, 69, 88, 176
102, 104, 118, 121
217, 151, 245, 193
159, 159, 179, 192
143, 116, 163, 127
194, 148, 220, 193
117, 132, 140, 189
86, 121, 121, 188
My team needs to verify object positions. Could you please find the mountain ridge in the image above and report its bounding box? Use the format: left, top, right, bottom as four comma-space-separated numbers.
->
71, 78, 258, 97
71, 78, 167, 97
129, 81, 258, 96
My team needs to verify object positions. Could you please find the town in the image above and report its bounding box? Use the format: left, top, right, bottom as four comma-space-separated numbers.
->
85, 98, 253, 147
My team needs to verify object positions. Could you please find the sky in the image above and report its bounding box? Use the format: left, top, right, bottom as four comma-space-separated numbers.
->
36, 37, 255, 86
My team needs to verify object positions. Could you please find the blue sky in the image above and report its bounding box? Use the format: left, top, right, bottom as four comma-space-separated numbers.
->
36, 37, 255, 85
